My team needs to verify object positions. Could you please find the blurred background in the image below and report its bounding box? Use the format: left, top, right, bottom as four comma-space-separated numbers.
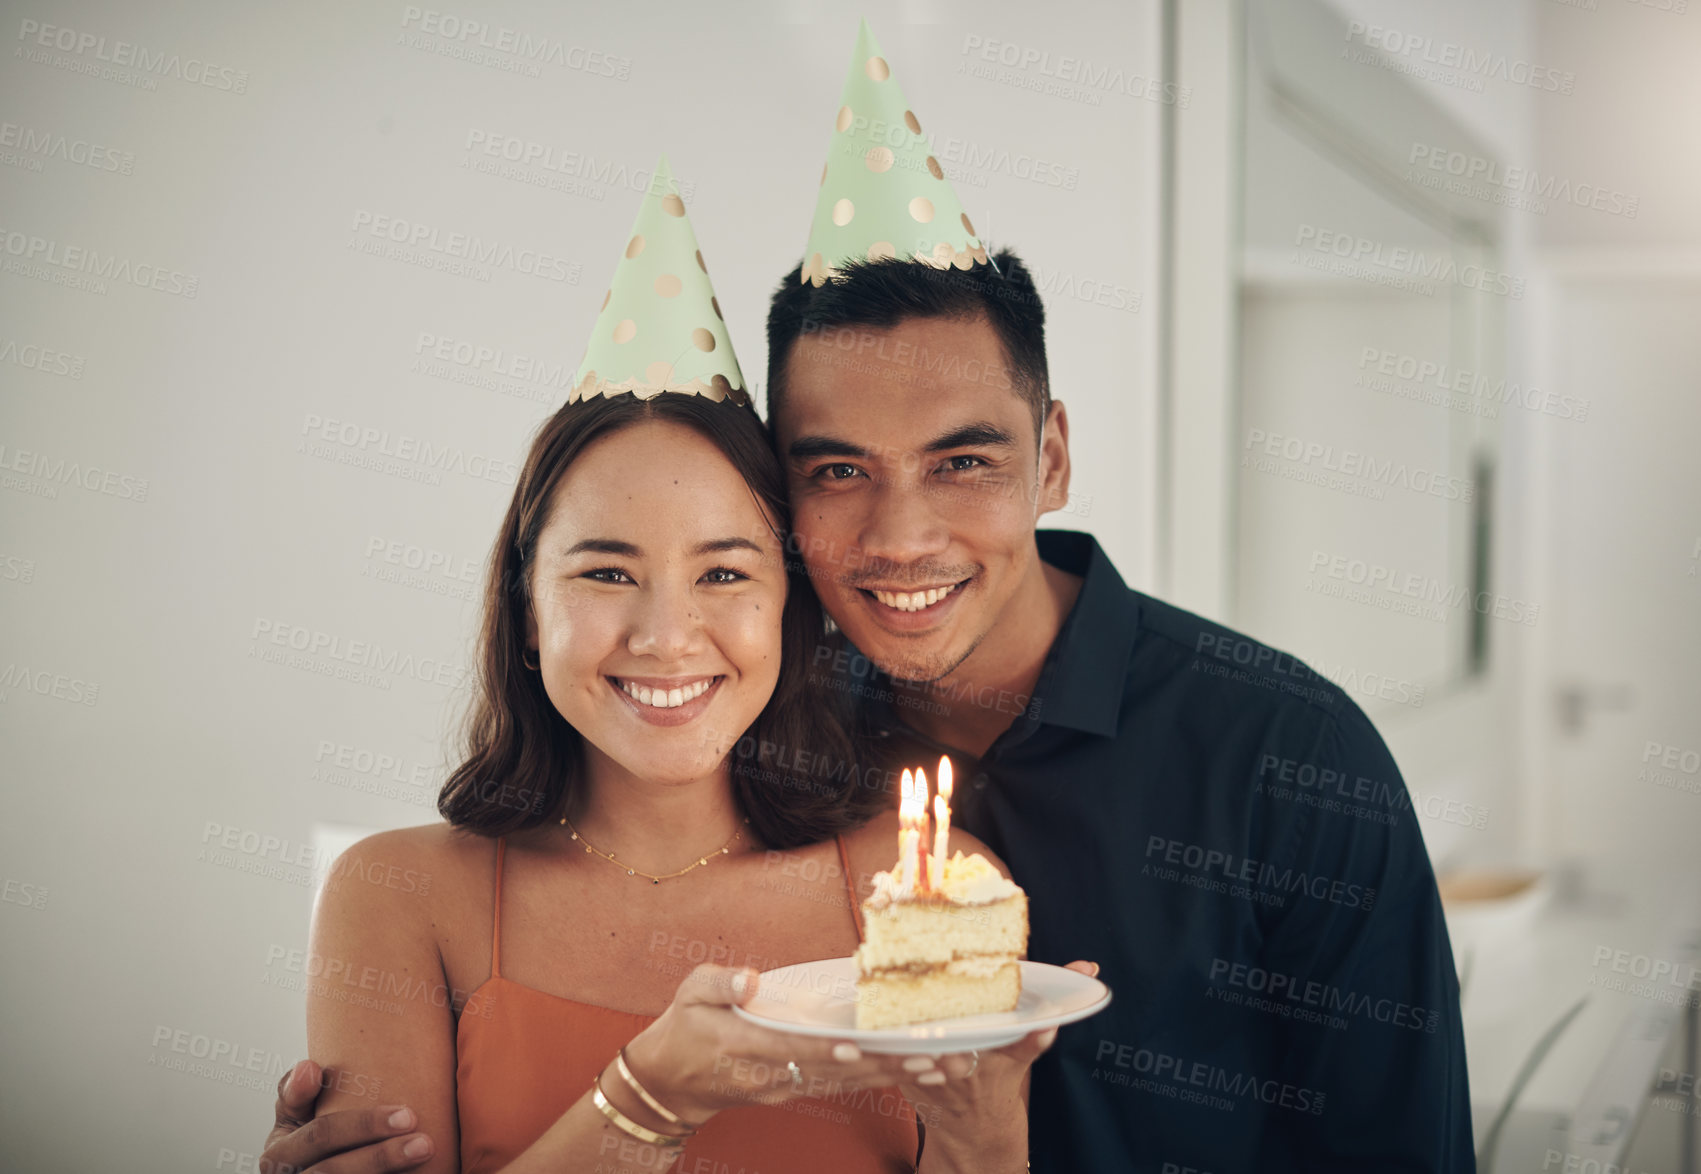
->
1, 0, 1696, 1170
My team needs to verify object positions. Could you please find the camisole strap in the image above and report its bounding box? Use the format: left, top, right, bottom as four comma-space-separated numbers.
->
490, 835, 506, 978
835, 833, 864, 944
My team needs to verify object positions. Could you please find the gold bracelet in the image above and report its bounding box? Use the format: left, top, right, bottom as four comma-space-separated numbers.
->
591, 1072, 693, 1150
616, 1047, 698, 1130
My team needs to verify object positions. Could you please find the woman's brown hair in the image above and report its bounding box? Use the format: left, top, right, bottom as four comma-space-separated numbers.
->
437, 392, 890, 849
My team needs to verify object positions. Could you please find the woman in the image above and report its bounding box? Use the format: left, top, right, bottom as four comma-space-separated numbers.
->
301, 164, 1045, 1173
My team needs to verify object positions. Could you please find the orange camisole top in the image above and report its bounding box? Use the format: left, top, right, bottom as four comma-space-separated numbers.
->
455, 835, 920, 1174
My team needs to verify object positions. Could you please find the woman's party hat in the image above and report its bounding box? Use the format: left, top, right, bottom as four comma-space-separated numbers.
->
571, 156, 748, 405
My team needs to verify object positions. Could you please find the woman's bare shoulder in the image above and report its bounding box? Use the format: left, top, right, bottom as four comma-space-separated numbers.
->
841, 805, 900, 855
332, 820, 487, 868
315, 822, 493, 921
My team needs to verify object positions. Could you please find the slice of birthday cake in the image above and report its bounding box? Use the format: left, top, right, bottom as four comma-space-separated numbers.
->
852, 761, 1027, 1029
853, 850, 1028, 1029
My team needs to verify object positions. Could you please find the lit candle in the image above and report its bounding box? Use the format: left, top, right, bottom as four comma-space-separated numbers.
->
897, 769, 918, 891
932, 756, 953, 870
914, 767, 931, 893
928, 794, 946, 891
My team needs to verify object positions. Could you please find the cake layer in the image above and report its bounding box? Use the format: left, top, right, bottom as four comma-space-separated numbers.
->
854, 958, 1021, 1030
855, 892, 1028, 972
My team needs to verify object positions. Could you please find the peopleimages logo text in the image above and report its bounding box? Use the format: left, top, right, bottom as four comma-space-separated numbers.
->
1208, 958, 1440, 1033
16, 19, 249, 92
299, 413, 519, 487
1144, 835, 1377, 911
0, 121, 135, 173
1343, 21, 1575, 94
0, 226, 199, 297
350, 211, 578, 283
399, 6, 631, 78
1408, 145, 1636, 218
1295, 225, 1525, 299
1244, 429, 1475, 502
1358, 346, 1589, 422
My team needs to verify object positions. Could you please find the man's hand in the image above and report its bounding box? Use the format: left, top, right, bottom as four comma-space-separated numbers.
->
905, 960, 1100, 1171
262, 1059, 434, 1173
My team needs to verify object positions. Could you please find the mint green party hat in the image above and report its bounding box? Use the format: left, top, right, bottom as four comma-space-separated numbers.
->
800, 19, 989, 286
571, 156, 747, 405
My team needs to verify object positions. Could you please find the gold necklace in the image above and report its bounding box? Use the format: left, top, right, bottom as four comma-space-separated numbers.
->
557, 814, 748, 884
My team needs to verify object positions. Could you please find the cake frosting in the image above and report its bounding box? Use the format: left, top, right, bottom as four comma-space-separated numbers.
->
867, 849, 1023, 907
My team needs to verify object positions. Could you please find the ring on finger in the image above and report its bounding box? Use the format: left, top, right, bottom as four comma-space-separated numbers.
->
964, 1049, 980, 1077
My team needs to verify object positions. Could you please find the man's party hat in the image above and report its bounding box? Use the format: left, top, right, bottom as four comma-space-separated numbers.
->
800, 19, 989, 286
571, 156, 748, 405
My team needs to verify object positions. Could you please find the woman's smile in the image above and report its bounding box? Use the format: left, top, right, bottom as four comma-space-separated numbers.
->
607, 673, 727, 726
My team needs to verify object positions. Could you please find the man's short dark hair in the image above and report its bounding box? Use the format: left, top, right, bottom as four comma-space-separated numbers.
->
764, 248, 1051, 441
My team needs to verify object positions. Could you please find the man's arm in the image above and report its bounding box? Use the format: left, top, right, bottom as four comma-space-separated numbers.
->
262, 1058, 433, 1173
1255, 706, 1474, 1172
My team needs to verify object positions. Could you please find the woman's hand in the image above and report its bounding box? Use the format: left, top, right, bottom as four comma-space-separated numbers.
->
902, 960, 1100, 1172
621, 963, 938, 1125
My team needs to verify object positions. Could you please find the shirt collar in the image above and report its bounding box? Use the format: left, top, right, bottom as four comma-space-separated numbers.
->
1023, 529, 1140, 739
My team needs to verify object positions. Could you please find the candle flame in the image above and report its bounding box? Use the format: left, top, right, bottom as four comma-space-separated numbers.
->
900, 768, 926, 822
929, 757, 953, 891
898, 760, 959, 896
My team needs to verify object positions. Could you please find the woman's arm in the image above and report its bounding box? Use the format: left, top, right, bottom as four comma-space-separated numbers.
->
305, 829, 461, 1173
309, 830, 926, 1174
493, 961, 940, 1174
305, 830, 697, 1174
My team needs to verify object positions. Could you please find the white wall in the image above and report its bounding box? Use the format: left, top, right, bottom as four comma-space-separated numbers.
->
0, 1, 1162, 1168
1524, 0, 1701, 863
1225, 0, 1701, 874
1215, 0, 1547, 873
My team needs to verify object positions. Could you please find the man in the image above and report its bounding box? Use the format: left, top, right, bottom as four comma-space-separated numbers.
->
263, 21, 1472, 1172
763, 249, 1472, 1172
760, 26, 1467, 1164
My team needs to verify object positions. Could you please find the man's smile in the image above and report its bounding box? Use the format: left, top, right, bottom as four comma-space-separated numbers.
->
866, 580, 967, 612
854, 575, 975, 628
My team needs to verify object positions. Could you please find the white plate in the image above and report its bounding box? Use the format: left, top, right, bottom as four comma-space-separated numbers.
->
731, 958, 1112, 1054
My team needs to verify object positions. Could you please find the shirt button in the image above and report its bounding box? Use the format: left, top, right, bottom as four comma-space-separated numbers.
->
974, 774, 989, 791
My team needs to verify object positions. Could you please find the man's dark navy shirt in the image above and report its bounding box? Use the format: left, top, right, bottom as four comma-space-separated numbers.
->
856, 530, 1474, 1173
